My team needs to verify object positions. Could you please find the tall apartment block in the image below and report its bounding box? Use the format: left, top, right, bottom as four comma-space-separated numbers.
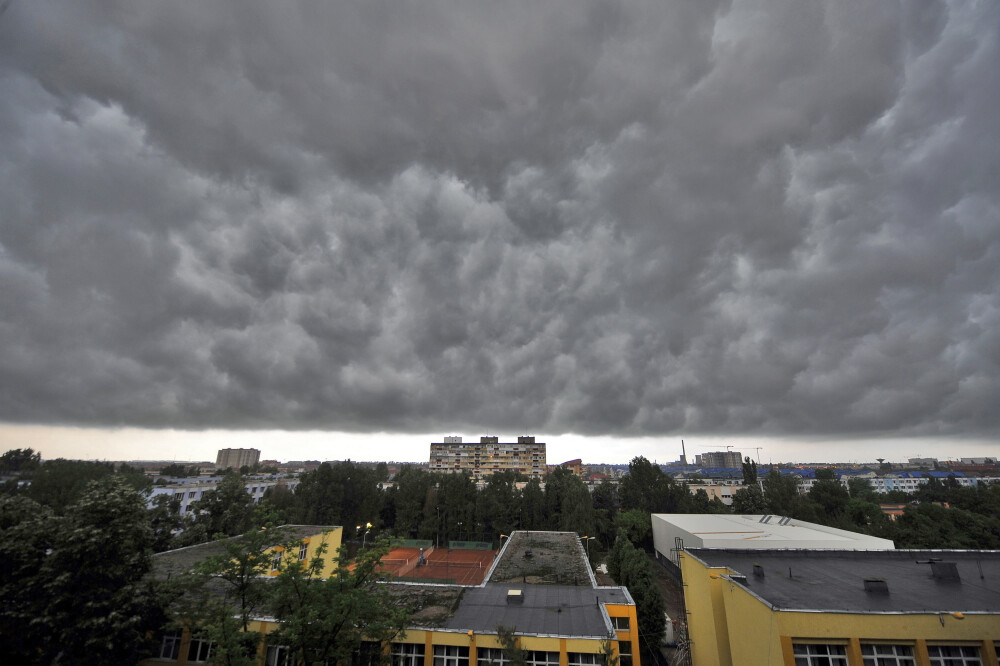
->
429, 436, 546, 480
215, 447, 261, 470
695, 450, 743, 467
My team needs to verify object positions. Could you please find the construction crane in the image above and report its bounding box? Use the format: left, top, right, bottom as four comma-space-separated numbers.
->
749, 447, 763, 464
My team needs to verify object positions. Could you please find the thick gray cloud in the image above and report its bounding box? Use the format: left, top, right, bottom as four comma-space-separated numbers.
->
0, 0, 997, 439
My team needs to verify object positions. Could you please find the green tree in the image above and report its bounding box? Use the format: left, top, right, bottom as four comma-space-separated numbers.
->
690, 488, 729, 514
477, 471, 520, 538
731, 484, 765, 514
269, 537, 411, 665
520, 478, 545, 530
288, 461, 381, 531
619, 456, 690, 514
762, 470, 799, 515
190, 471, 256, 537
148, 493, 186, 552
808, 476, 850, 518
543, 467, 596, 535
0, 448, 40, 473
607, 538, 666, 654
614, 509, 653, 551
496, 625, 528, 666
1, 477, 169, 665
599, 634, 620, 666
741, 457, 757, 485
592, 480, 620, 547
391, 466, 436, 538
438, 471, 477, 540
159, 463, 191, 477
847, 477, 875, 501
26, 458, 116, 512
180, 527, 291, 665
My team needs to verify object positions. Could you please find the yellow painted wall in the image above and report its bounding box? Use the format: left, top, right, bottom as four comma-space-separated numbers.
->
606, 601, 641, 664
679, 551, 730, 666
681, 550, 1000, 666
717, 575, 779, 665
264, 527, 343, 579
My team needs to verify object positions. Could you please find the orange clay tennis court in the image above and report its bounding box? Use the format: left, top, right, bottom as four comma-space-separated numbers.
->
378, 546, 497, 585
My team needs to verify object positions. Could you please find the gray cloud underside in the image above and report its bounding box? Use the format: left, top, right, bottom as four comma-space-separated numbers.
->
0, 0, 998, 438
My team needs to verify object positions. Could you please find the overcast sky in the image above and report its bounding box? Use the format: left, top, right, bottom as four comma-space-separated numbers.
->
0, 1, 997, 464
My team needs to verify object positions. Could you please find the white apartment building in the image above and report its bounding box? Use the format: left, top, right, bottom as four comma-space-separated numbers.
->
148, 476, 299, 514
796, 473, 984, 494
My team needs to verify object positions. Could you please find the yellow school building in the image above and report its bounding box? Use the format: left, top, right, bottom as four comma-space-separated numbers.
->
679, 547, 1000, 666
146, 530, 638, 666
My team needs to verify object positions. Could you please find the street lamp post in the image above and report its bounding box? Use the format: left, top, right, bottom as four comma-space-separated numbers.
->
582, 535, 594, 558
358, 522, 372, 548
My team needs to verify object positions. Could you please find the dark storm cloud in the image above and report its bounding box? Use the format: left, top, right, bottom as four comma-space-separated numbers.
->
0, 0, 997, 438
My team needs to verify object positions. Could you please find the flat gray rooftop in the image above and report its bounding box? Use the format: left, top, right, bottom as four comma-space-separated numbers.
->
151, 525, 339, 579
439, 584, 627, 637
688, 548, 1000, 614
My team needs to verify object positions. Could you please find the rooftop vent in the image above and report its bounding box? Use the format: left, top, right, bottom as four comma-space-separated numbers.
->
729, 574, 748, 585
930, 561, 961, 581
507, 589, 524, 605
863, 578, 889, 595
753, 563, 765, 578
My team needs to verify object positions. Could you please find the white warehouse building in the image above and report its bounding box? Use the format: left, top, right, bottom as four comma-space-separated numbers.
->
651, 513, 895, 567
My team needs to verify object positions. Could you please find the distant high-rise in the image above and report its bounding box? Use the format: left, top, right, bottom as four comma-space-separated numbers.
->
695, 450, 742, 468
429, 436, 546, 480
216, 447, 261, 470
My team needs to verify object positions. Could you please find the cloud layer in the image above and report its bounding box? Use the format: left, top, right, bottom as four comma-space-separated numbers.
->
1, 0, 997, 439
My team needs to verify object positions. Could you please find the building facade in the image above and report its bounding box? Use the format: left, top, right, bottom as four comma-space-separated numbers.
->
148, 476, 298, 514
147, 530, 638, 666
215, 447, 261, 470
651, 514, 895, 568
429, 436, 546, 480
694, 451, 743, 467
679, 548, 1000, 666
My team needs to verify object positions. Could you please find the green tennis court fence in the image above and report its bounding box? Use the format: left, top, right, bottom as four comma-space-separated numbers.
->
448, 540, 493, 550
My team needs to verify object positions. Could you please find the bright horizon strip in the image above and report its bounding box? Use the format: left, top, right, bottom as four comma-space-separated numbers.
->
0, 424, 995, 466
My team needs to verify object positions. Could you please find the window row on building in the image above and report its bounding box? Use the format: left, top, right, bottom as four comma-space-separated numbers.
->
156, 636, 616, 666
792, 640, 999, 666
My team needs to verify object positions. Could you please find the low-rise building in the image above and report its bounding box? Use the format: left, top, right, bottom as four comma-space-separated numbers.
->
148, 530, 638, 666
685, 484, 742, 506
651, 514, 894, 569
148, 475, 299, 514
679, 547, 1000, 666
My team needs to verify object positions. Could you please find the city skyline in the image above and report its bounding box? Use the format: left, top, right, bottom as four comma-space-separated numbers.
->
4, 424, 995, 466
1, 3, 998, 461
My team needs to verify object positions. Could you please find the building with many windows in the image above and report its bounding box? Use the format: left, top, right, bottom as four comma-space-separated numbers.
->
429, 436, 546, 480
215, 447, 261, 470
678, 547, 1000, 666
694, 451, 743, 468
146, 530, 637, 666
147, 475, 298, 514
